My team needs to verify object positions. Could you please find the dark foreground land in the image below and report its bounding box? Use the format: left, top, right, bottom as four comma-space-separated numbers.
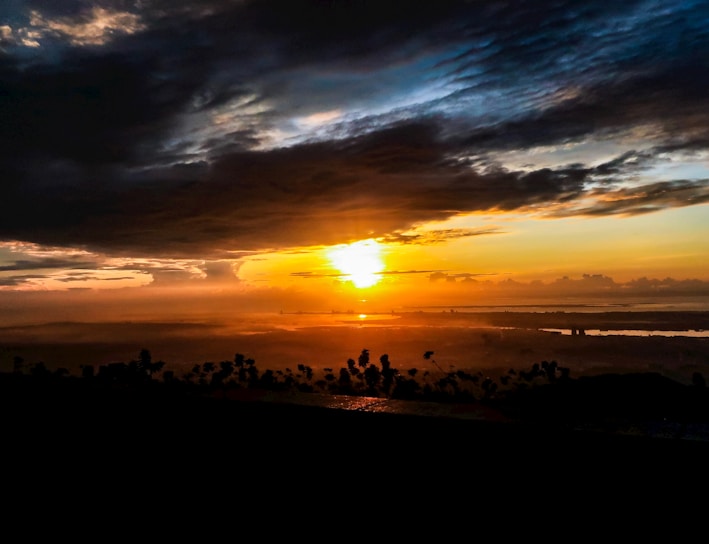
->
4, 371, 709, 490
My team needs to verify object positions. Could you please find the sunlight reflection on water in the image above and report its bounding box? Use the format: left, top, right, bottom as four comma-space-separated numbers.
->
265, 312, 402, 331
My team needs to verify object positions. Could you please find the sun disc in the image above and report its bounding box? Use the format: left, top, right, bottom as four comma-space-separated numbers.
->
326, 239, 384, 288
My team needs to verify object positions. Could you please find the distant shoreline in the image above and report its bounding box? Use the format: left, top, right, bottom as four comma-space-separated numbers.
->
390, 309, 709, 331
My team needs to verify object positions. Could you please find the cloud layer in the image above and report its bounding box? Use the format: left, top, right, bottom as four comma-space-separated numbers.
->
1, 0, 708, 259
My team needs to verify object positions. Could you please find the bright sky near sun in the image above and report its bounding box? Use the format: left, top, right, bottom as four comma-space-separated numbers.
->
1, 1, 708, 315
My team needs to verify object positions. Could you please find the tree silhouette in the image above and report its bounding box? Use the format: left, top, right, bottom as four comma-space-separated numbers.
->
138, 348, 152, 375
131, 349, 165, 379
380, 354, 397, 396
338, 368, 352, 389
358, 349, 370, 369
29, 361, 51, 379
423, 351, 445, 374
12, 356, 24, 374
363, 363, 381, 394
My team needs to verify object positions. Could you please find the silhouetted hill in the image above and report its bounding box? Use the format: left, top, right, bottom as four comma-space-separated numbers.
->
4, 370, 709, 459
497, 372, 709, 424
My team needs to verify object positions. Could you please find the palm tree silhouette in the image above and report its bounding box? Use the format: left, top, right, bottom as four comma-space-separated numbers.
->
423, 351, 444, 374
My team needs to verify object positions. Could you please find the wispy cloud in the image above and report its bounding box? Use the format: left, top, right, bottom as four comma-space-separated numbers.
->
383, 227, 504, 245
0, 257, 100, 271
27, 7, 146, 46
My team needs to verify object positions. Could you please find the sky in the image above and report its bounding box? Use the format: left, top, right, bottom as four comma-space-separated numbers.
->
1, 0, 709, 322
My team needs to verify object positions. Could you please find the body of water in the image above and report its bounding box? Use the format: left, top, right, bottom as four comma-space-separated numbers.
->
540, 328, 709, 338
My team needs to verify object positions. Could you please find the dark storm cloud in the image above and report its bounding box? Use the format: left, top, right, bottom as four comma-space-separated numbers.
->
0, 120, 594, 256
0, 44, 208, 165
1, 0, 708, 258
1, 118, 706, 258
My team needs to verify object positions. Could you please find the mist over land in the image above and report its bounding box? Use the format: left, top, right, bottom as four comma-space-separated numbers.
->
3, 306, 708, 389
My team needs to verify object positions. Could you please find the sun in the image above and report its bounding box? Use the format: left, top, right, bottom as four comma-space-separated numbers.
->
326, 239, 384, 288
